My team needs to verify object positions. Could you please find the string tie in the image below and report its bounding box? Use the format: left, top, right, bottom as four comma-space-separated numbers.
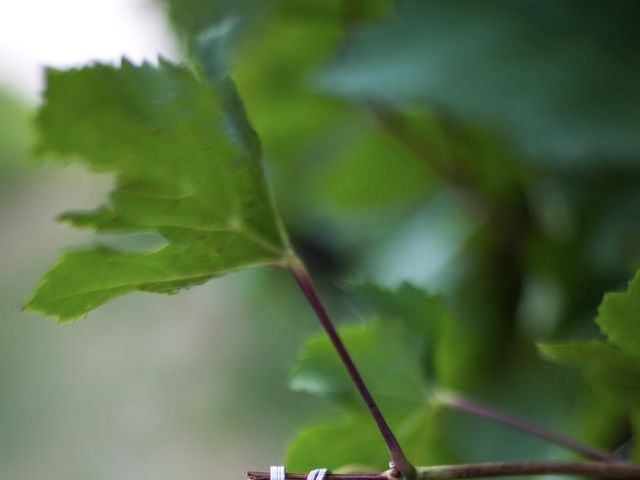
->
307, 468, 328, 480
270, 466, 285, 480
269, 465, 329, 480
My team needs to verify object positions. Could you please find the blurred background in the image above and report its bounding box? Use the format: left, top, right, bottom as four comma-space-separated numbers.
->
2, 1, 640, 479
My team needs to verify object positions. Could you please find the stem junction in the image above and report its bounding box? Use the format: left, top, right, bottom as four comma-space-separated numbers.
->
249, 460, 640, 480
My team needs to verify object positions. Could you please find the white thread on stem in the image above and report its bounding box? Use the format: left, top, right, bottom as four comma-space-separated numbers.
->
307, 468, 328, 480
271, 466, 285, 480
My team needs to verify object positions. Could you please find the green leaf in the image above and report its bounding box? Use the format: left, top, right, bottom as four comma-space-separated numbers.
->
286, 414, 384, 471
25, 59, 289, 321
160, 0, 391, 41
348, 281, 447, 341
308, 127, 432, 212
539, 341, 640, 368
541, 272, 640, 448
323, 0, 640, 163
288, 318, 435, 470
596, 270, 640, 357
290, 318, 428, 414
216, 0, 428, 239
540, 341, 640, 410
286, 403, 444, 471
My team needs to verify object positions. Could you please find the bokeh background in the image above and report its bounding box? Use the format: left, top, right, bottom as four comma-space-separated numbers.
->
2, 1, 640, 479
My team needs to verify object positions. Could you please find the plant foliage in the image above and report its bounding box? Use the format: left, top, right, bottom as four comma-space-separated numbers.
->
23, 0, 640, 476
541, 271, 640, 460
26, 59, 289, 321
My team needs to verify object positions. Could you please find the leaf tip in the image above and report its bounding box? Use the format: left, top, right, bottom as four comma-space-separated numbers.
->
157, 55, 175, 69
23, 295, 83, 324
42, 66, 63, 84
120, 56, 135, 69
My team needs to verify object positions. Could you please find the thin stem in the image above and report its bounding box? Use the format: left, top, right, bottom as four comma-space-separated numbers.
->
416, 461, 640, 479
247, 473, 388, 480
290, 260, 416, 480
436, 390, 623, 463
248, 461, 640, 480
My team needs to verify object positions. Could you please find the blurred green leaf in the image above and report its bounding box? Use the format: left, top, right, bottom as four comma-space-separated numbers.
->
26, 59, 289, 321
215, 0, 433, 237
286, 414, 384, 471
324, 0, 640, 162
160, 0, 433, 245
596, 270, 640, 356
288, 318, 433, 470
288, 283, 590, 470
290, 318, 428, 414
540, 341, 640, 411
159, 0, 392, 41
159, 0, 269, 43
309, 128, 432, 212
540, 341, 640, 368
286, 404, 441, 472
541, 270, 640, 413
160, 0, 337, 41
348, 281, 448, 343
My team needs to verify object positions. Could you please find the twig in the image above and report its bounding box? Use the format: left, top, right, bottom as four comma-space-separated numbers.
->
435, 390, 624, 463
416, 461, 640, 479
290, 260, 416, 480
247, 473, 389, 480
248, 461, 640, 480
